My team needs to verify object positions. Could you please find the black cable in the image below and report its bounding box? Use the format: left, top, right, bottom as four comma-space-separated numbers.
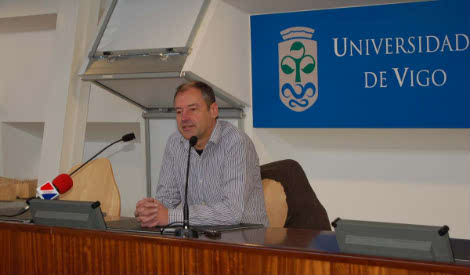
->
0, 206, 29, 218
0, 197, 35, 218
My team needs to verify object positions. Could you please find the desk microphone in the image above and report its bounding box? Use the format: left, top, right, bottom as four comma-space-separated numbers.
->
39, 132, 135, 200
175, 136, 199, 238
4, 133, 136, 218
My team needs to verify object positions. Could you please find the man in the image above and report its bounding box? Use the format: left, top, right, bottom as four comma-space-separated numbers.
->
134, 81, 268, 227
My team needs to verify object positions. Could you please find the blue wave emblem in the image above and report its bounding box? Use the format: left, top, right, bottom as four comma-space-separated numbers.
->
281, 82, 316, 108
289, 99, 309, 107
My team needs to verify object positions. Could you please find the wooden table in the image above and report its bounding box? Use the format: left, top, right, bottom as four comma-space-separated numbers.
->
0, 220, 468, 274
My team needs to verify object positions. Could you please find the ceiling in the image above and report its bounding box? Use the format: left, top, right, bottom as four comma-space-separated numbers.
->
221, 0, 428, 15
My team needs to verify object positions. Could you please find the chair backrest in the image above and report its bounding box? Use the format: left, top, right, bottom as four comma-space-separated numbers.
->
260, 159, 331, 231
61, 158, 121, 217
262, 179, 288, 227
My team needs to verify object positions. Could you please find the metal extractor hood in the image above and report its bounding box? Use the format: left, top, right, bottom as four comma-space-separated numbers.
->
80, 0, 244, 116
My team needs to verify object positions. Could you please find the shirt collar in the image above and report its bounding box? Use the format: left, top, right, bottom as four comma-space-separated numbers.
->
177, 120, 222, 149
208, 120, 222, 146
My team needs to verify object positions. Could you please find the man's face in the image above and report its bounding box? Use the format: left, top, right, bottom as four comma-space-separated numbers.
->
174, 87, 218, 148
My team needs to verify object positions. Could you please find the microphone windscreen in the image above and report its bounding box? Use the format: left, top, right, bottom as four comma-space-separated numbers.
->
122, 132, 136, 142
189, 136, 198, 147
52, 174, 73, 194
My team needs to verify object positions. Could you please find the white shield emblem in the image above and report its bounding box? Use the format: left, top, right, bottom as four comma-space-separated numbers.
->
279, 27, 318, 112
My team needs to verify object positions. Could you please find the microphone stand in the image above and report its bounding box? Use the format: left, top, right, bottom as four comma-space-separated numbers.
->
175, 136, 199, 238
69, 133, 135, 176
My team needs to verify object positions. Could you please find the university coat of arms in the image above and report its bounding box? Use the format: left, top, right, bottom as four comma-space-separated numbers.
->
278, 27, 318, 112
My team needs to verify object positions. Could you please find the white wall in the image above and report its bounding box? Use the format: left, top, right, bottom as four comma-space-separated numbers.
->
87, 84, 144, 123
0, 16, 56, 122
0, 11, 57, 180
85, 84, 146, 217
83, 121, 146, 217
0, 1, 147, 219
1, 123, 44, 179
184, 0, 251, 107
245, 114, 470, 238
0, 0, 57, 18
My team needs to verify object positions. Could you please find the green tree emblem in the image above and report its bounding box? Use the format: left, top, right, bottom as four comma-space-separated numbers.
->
281, 41, 315, 82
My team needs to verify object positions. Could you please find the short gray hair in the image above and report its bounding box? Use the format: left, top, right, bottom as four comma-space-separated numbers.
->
174, 81, 216, 109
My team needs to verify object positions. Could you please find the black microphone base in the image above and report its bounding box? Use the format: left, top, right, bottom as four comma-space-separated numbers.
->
175, 227, 199, 238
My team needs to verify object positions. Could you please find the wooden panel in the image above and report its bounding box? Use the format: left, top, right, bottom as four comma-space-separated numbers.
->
0, 183, 16, 200
0, 177, 37, 199
62, 158, 121, 217
0, 222, 468, 275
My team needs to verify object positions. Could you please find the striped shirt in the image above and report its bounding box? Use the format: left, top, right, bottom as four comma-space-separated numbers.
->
156, 120, 269, 226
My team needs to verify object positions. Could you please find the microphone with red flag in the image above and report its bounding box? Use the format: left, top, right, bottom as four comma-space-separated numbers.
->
0, 132, 137, 220
36, 173, 73, 200
36, 132, 135, 200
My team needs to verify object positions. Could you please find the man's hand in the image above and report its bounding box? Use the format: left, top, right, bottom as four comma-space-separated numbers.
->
134, 198, 169, 227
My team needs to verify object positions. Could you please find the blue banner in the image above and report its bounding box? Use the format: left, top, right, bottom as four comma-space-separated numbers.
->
251, 0, 470, 128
